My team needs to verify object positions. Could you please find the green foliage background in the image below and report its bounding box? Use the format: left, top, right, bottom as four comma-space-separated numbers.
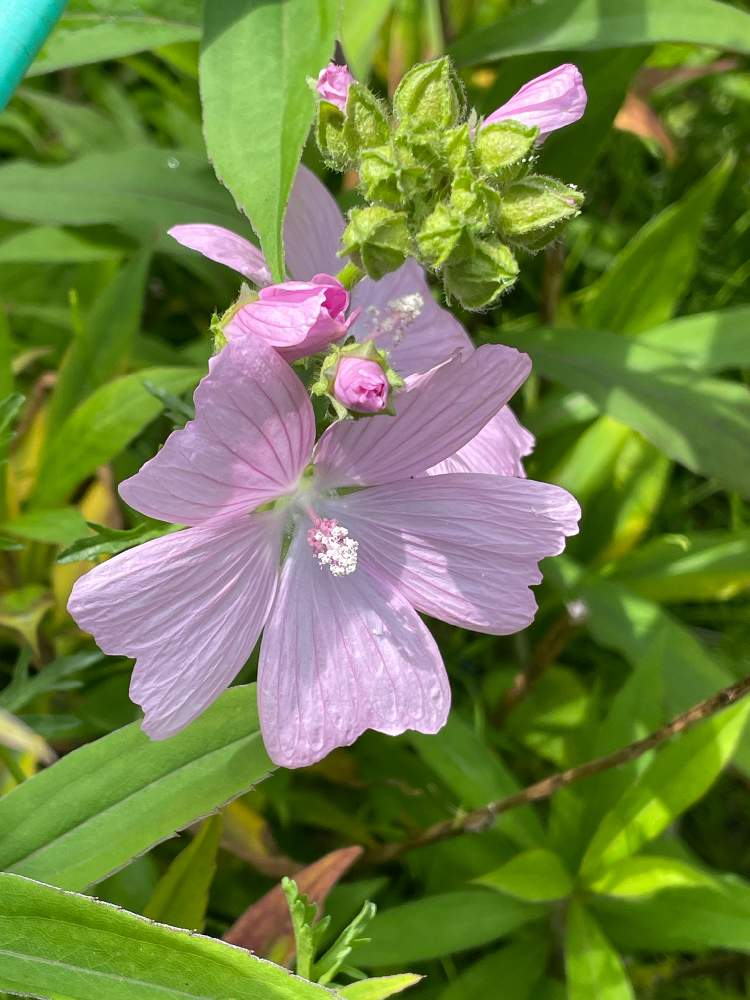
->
1, 1, 750, 998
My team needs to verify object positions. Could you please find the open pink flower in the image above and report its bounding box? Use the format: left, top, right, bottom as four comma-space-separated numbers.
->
484, 64, 587, 140
168, 167, 534, 477
316, 62, 354, 112
226, 273, 352, 362
68, 337, 579, 768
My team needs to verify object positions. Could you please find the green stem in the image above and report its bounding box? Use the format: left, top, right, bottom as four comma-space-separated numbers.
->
0, 744, 26, 785
335, 261, 365, 291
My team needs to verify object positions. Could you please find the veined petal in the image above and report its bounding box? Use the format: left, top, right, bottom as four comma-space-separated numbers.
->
168, 224, 272, 286
120, 338, 315, 525
258, 531, 450, 768
427, 406, 535, 477
314, 345, 531, 487
68, 512, 283, 739
351, 260, 470, 376
326, 474, 580, 635
284, 166, 345, 280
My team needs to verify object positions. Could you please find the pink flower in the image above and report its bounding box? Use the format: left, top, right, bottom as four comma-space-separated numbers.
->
226, 273, 352, 362
484, 63, 587, 140
334, 357, 389, 413
316, 62, 354, 112
167, 166, 534, 473
68, 337, 579, 769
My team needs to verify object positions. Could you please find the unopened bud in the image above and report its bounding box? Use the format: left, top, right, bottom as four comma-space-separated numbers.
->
342, 83, 390, 152
316, 62, 354, 112
393, 56, 465, 132
416, 202, 464, 269
312, 339, 404, 418
340, 206, 412, 281
498, 175, 583, 247
475, 121, 539, 181
316, 100, 351, 170
442, 237, 519, 309
359, 145, 401, 206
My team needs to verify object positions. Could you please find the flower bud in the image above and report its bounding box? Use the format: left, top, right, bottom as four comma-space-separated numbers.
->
393, 56, 465, 132
442, 237, 519, 309
340, 206, 412, 281
316, 62, 354, 112
342, 83, 390, 152
334, 357, 390, 413
498, 175, 583, 248
311, 339, 404, 418
475, 121, 539, 181
416, 202, 464, 269
484, 63, 587, 141
226, 273, 351, 362
316, 100, 351, 171
359, 145, 401, 206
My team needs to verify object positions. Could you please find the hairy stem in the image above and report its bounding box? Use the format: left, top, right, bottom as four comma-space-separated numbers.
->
372, 673, 750, 863
335, 260, 365, 291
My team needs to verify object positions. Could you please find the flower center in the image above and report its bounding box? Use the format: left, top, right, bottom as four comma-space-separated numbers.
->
306, 516, 358, 576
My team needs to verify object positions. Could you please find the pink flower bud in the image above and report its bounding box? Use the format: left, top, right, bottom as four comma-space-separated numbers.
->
483, 63, 587, 140
333, 357, 389, 413
316, 62, 355, 112
227, 273, 351, 362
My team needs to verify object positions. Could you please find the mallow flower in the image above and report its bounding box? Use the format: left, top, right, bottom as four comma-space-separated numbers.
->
68, 337, 580, 768
316, 62, 354, 111
484, 63, 587, 140
333, 357, 389, 413
168, 166, 534, 477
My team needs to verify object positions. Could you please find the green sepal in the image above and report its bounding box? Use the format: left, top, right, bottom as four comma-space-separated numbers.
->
316, 99, 352, 171
359, 144, 401, 207
210, 282, 257, 352
340, 206, 411, 281
311, 338, 405, 419
442, 235, 519, 309
498, 174, 584, 244
475, 120, 539, 181
416, 202, 464, 269
393, 56, 465, 132
342, 82, 390, 153
444, 122, 473, 172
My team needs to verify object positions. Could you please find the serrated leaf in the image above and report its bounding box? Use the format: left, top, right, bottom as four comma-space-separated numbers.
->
57, 520, 179, 564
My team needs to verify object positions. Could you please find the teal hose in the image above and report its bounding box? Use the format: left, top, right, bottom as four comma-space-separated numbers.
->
0, 1, 69, 111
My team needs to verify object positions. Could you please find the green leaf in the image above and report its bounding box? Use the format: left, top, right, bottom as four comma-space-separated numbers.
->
143, 815, 223, 931
341, 0, 395, 81
32, 365, 201, 508
637, 306, 750, 373
47, 250, 152, 430
595, 876, 750, 953
438, 933, 548, 1000
475, 848, 573, 902
580, 155, 733, 334
500, 327, 750, 498
451, 0, 750, 65
0, 650, 101, 714
57, 520, 179, 564
411, 714, 545, 849
0, 684, 274, 890
353, 890, 542, 967
579, 697, 750, 879
340, 975, 422, 1000
589, 855, 718, 898
201, 0, 338, 281
30, 0, 202, 76
565, 901, 634, 1000
0, 506, 88, 545
0, 226, 123, 263
0, 872, 333, 999
0, 147, 254, 243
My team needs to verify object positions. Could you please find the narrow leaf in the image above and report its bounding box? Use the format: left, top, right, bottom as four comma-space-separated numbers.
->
565, 901, 634, 999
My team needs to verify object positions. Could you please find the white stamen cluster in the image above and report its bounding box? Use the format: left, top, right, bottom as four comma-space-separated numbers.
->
362, 293, 424, 349
307, 517, 358, 576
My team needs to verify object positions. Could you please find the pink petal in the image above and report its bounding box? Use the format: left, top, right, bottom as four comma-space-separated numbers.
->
120, 338, 315, 525
327, 474, 580, 635
284, 166, 345, 281
350, 260, 471, 377
314, 345, 531, 488
258, 531, 450, 768
428, 406, 535, 477
168, 224, 272, 286
484, 63, 587, 139
68, 513, 283, 739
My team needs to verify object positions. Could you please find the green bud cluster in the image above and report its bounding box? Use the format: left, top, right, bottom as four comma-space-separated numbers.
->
315, 57, 583, 310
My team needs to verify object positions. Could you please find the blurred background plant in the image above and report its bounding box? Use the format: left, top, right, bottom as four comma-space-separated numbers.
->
1, 1, 750, 998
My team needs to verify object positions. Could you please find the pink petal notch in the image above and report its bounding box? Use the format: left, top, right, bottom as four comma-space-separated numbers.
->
484, 63, 587, 140
168, 224, 272, 286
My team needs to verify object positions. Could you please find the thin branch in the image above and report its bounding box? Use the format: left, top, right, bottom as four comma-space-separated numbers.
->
372, 673, 750, 864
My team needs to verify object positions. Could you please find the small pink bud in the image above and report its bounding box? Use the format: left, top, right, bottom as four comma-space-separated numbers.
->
316, 62, 355, 112
483, 63, 587, 140
333, 357, 389, 414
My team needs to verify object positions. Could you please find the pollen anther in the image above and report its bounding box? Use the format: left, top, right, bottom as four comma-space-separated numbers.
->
307, 517, 358, 576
